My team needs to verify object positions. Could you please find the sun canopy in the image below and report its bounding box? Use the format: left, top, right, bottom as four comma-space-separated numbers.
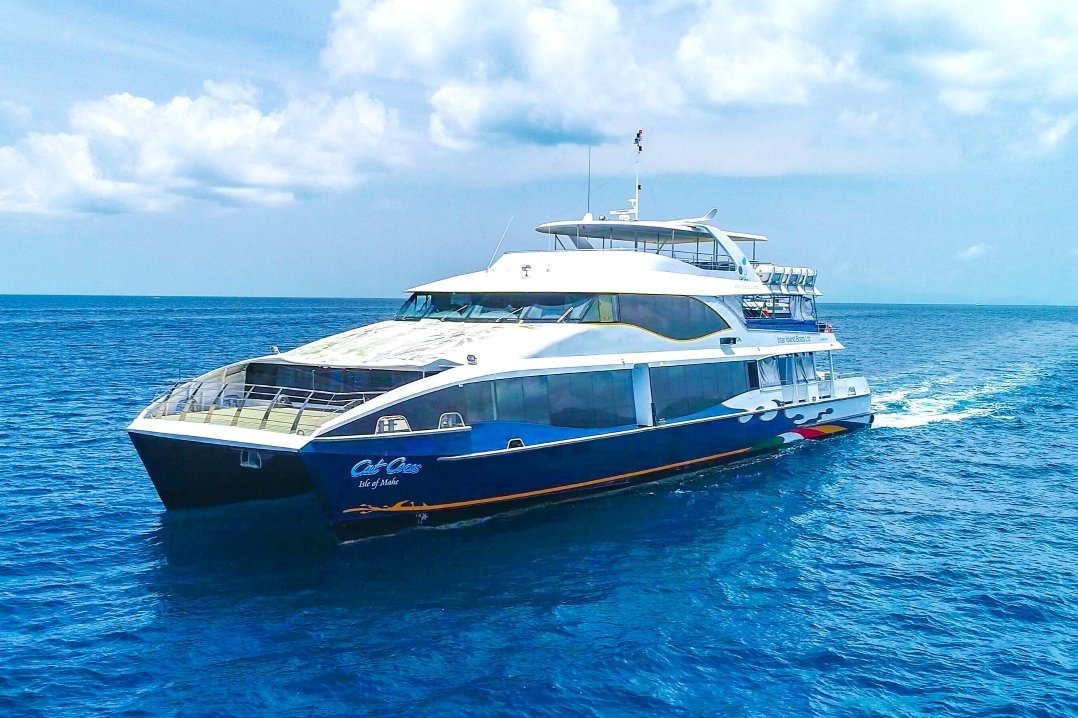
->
536, 220, 716, 244
535, 219, 766, 245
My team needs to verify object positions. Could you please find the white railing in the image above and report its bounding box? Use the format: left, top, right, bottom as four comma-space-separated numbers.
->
149, 380, 385, 435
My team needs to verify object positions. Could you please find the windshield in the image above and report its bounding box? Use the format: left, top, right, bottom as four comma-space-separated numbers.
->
396, 293, 601, 323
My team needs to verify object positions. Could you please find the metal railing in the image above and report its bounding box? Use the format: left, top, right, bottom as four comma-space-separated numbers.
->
552, 236, 737, 271
149, 380, 385, 435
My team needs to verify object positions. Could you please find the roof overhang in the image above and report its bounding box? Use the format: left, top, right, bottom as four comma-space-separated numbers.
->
536, 219, 717, 244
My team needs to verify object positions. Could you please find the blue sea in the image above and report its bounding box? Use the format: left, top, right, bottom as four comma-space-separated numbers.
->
1, 296, 1075, 717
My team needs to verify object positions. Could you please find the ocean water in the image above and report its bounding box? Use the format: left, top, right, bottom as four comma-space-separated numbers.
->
0, 296, 1075, 717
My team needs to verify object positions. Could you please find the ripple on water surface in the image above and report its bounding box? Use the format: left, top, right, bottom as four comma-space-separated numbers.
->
0, 298, 1075, 717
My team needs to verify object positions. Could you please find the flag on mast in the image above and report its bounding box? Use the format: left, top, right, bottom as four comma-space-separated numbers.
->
634, 129, 644, 153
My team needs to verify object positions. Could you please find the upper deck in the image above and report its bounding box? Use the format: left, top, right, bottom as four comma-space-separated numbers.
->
536, 211, 767, 273
538, 213, 820, 295
414, 213, 819, 300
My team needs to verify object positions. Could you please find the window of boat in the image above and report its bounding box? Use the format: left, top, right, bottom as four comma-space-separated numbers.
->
364, 384, 467, 432
742, 295, 816, 323
617, 294, 729, 340
395, 292, 726, 338
546, 370, 635, 427
484, 371, 634, 428
795, 353, 815, 383
245, 363, 422, 397
757, 356, 781, 387
778, 355, 794, 385
332, 369, 635, 435
747, 361, 760, 390
396, 292, 597, 322
650, 361, 752, 422
758, 353, 817, 387
463, 381, 496, 423
395, 292, 433, 320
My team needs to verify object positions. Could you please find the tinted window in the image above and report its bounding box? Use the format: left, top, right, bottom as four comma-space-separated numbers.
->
245, 363, 422, 396
329, 370, 637, 435
651, 361, 752, 421
592, 370, 636, 427
521, 375, 550, 424
396, 292, 595, 322
491, 373, 622, 426
494, 377, 526, 422
547, 373, 590, 427
463, 381, 495, 423
618, 295, 728, 340
747, 361, 760, 389
392, 385, 465, 430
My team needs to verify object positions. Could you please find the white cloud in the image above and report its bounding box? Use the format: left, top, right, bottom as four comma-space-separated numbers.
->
324, 0, 532, 81
1008, 109, 1078, 156
9, 0, 1078, 217
957, 243, 990, 260
891, 1, 1078, 113
676, 0, 857, 106
836, 108, 929, 142
0, 82, 402, 214
0, 100, 32, 125
0, 132, 173, 214
937, 88, 992, 115
324, 0, 667, 148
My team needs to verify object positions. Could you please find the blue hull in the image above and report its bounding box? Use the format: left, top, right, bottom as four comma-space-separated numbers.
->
300, 402, 871, 541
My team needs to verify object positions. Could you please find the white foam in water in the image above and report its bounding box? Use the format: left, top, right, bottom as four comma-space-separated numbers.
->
872, 406, 990, 429
872, 389, 910, 407
871, 367, 1035, 430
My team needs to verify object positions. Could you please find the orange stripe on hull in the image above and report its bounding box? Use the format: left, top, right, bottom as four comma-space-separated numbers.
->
341, 424, 848, 516
343, 445, 753, 515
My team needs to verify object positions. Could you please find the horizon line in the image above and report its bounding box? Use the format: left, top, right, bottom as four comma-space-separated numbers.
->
0, 293, 1073, 308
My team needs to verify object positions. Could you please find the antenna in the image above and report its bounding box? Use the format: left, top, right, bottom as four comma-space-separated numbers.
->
586, 147, 592, 215
612, 129, 644, 221
487, 216, 514, 270
634, 128, 642, 220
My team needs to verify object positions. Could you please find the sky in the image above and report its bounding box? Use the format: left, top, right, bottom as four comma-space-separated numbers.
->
1, 0, 1076, 304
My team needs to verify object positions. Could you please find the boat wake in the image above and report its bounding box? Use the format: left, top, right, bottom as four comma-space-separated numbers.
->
871, 369, 1030, 430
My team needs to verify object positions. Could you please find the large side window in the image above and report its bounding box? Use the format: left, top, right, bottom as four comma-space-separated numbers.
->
521, 375, 550, 424
548, 372, 594, 427
617, 295, 728, 340
494, 377, 526, 422
244, 363, 422, 396
715, 361, 750, 397
596, 370, 636, 427
391, 385, 465, 430
651, 361, 752, 422
463, 381, 495, 423
332, 370, 637, 435
491, 366, 638, 426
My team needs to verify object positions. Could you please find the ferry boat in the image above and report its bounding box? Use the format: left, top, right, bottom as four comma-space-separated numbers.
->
129, 200, 872, 540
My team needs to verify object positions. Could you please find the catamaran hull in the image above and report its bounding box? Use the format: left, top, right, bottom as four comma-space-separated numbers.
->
302, 396, 873, 542
128, 431, 312, 509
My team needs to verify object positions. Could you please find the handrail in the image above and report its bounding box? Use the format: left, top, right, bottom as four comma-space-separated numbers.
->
150, 380, 386, 435
550, 237, 737, 271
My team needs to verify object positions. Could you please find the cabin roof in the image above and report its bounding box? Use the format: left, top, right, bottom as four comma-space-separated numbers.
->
535, 218, 767, 245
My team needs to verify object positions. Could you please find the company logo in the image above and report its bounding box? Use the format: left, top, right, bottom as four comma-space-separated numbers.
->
351, 457, 422, 478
